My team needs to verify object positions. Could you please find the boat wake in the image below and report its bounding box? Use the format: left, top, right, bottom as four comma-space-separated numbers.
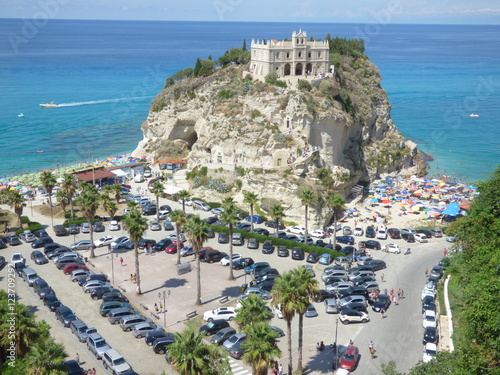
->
57, 96, 151, 107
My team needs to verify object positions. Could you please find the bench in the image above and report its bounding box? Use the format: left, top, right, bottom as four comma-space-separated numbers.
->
150, 311, 160, 320
139, 302, 149, 310
219, 296, 229, 304
185, 311, 197, 319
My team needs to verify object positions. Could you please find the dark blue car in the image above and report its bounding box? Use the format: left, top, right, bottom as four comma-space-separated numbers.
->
245, 215, 264, 224
336, 236, 355, 245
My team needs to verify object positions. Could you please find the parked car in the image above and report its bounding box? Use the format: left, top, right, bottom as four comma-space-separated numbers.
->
218, 233, 229, 244
223, 332, 246, 351
423, 326, 439, 345
324, 298, 339, 314
55, 305, 77, 327
220, 254, 242, 266
338, 309, 370, 324
318, 253, 333, 265
245, 262, 270, 275
63, 263, 89, 275
371, 295, 391, 312
6, 235, 22, 246
376, 229, 388, 240
306, 252, 320, 263
110, 236, 134, 250
265, 221, 285, 229
262, 240, 275, 254
232, 257, 254, 270
235, 223, 252, 232
253, 228, 270, 236
203, 250, 227, 263
108, 220, 120, 231
120, 315, 152, 332
387, 228, 401, 239
430, 228, 443, 238
94, 236, 117, 248
145, 331, 170, 346
353, 227, 364, 236
53, 225, 69, 236
365, 226, 376, 238
30, 250, 48, 265
70, 240, 92, 251
423, 343, 437, 363
277, 246, 289, 257
231, 233, 244, 246
211, 327, 236, 345
359, 240, 381, 250
152, 335, 176, 355
93, 222, 105, 232
42, 294, 62, 311
247, 238, 259, 249
423, 310, 438, 328
414, 233, 428, 243
199, 319, 230, 336
203, 307, 237, 322
31, 236, 54, 248
149, 221, 161, 231
337, 236, 355, 245
401, 232, 416, 242
86, 333, 111, 360
70, 319, 96, 343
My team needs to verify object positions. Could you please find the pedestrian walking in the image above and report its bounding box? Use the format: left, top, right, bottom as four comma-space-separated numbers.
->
425, 268, 429, 277
154, 303, 159, 314
132, 273, 137, 284
397, 289, 402, 299
369, 341, 376, 359
278, 364, 283, 375
380, 308, 386, 319
393, 295, 398, 305
130, 274, 134, 282
75, 353, 80, 365
381, 273, 385, 282
401, 289, 405, 299
120, 257, 124, 267
159, 301, 163, 312
349, 339, 354, 346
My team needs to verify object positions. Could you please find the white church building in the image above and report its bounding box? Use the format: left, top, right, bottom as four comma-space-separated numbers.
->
249, 30, 331, 79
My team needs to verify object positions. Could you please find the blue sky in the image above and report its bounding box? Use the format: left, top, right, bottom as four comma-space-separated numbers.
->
2, 0, 500, 24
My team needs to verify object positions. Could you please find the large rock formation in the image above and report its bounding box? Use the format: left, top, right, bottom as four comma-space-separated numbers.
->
133, 57, 419, 228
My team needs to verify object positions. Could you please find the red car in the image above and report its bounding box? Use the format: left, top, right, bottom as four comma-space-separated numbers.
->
165, 242, 184, 254
63, 263, 89, 275
339, 345, 359, 371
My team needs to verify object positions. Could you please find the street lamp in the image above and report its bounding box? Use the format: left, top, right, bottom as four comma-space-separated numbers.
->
108, 252, 118, 285
332, 318, 339, 370
158, 290, 171, 327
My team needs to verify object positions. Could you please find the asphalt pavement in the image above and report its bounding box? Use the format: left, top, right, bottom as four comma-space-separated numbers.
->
0, 179, 448, 375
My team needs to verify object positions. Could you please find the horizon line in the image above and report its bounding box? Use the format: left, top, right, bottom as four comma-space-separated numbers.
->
1, 17, 499, 27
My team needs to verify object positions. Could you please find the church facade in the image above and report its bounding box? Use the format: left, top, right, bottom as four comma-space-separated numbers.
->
250, 30, 330, 79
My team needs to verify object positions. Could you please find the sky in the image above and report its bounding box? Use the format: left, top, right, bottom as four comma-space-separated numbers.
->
2, 0, 500, 24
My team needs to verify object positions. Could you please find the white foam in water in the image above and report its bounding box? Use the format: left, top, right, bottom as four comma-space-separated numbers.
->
57, 96, 151, 107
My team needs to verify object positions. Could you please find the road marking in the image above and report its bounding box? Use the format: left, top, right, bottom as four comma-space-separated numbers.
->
228, 358, 252, 375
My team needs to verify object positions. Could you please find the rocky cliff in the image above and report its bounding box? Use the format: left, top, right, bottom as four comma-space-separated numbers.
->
133, 56, 419, 227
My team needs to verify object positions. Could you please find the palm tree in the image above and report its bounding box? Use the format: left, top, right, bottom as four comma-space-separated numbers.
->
184, 215, 209, 305
177, 190, 191, 213
150, 180, 165, 222
103, 200, 117, 219
61, 173, 77, 219
235, 294, 273, 331
123, 209, 148, 295
291, 266, 319, 373
326, 192, 346, 248
26, 336, 67, 375
219, 201, 238, 280
40, 171, 57, 225
7, 191, 25, 228
168, 328, 230, 375
298, 188, 315, 240
271, 271, 298, 375
169, 210, 186, 265
55, 191, 68, 213
74, 190, 99, 258
270, 204, 286, 237
243, 191, 258, 232
0, 300, 39, 357
242, 322, 281, 375
103, 184, 122, 203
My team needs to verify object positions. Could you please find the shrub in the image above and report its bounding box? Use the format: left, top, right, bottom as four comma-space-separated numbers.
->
219, 90, 235, 99
21, 216, 30, 224
298, 80, 312, 91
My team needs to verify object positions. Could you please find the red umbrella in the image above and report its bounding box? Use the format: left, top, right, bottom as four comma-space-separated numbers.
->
382, 200, 391, 204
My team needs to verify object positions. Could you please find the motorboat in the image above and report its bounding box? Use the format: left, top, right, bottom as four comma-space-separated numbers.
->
39, 102, 59, 108
18, 113, 24, 117
469, 113, 479, 117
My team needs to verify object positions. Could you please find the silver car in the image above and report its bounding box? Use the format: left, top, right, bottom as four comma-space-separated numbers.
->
119, 315, 151, 332
82, 280, 111, 293
223, 332, 246, 351
131, 322, 161, 338
324, 298, 339, 314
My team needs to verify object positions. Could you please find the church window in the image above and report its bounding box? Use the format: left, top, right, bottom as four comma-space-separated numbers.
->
308, 52, 311, 58
298, 52, 302, 58
318, 52, 321, 58
286, 52, 290, 59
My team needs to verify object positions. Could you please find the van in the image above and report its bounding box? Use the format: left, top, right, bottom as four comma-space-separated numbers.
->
108, 308, 136, 325
134, 174, 144, 183
102, 349, 133, 375
21, 267, 39, 286
87, 332, 111, 359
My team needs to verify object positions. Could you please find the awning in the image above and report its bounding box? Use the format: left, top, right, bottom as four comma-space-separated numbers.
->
111, 169, 128, 177
164, 184, 183, 195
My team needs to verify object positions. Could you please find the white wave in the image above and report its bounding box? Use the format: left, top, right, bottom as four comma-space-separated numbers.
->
57, 96, 151, 107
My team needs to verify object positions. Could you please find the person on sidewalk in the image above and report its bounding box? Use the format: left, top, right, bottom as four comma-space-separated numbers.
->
369, 341, 376, 359
120, 257, 124, 266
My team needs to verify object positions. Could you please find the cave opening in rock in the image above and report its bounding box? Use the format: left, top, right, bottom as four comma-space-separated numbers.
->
169, 120, 198, 150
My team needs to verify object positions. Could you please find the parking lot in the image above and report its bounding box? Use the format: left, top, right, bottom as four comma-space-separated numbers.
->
0, 185, 447, 374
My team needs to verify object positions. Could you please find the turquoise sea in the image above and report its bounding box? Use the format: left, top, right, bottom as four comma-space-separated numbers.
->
0, 19, 499, 182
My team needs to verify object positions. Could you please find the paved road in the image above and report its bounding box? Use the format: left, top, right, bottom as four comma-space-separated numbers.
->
0, 178, 448, 375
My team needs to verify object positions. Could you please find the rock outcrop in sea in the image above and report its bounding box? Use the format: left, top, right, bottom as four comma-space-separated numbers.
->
133, 57, 420, 227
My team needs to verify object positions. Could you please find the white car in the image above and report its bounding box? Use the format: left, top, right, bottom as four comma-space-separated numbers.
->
94, 236, 117, 248
166, 233, 186, 242
286, 226, 306, 235
423, 343, 437, 363
386, 244, 401, 254
143, 169, 152, 178
353, 227, 364, 236
423, 310, 437, 328
273, 304, 283, 319
376, 229, 388, 240
203, 307, 237, 322
192, 200, 210, 211
11, 253, 26, 265
178, 198, 193, 206
220, 254, 242, 266
414, 233, 428, 243
309, 229, 325, 238
109, 221, 120, 231
149, 221, 161, 231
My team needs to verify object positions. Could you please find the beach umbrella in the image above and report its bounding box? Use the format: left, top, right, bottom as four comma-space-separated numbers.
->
371, 198, 379, 202
382, 200, 391, 204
